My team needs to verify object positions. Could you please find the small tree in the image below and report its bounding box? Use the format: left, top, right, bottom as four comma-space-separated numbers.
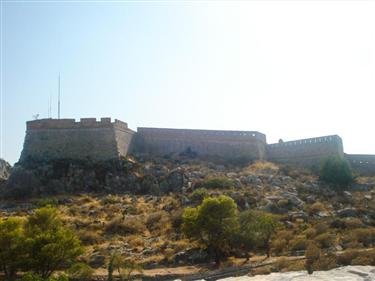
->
108, 252, 142, 281
0, 217, 27, 280
25, 206, 83, 278
320, 157, 355, 187
239, 211, 278, 258
236, 212, 256, 262
182, 195, 239, 265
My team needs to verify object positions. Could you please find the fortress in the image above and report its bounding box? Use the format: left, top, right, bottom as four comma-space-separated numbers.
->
19, 118, 375, 175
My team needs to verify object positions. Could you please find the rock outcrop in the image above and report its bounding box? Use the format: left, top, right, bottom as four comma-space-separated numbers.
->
0, 158, 11, 182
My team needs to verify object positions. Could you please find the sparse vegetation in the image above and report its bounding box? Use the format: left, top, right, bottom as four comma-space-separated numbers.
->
0, 156, 374, 279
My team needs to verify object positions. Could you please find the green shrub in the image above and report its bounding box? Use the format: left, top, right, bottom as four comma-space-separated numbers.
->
319, 157, 355, 187
0, 217, 26, 280
201, 177, 233, 189
66, 263, 94, 281
36, 198, 59, 208
0, 207, 83, 279
25, 206, 83, 278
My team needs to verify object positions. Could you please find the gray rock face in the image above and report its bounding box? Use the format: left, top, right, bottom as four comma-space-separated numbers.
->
0, 159, 11, 181
216, 266, 375, 281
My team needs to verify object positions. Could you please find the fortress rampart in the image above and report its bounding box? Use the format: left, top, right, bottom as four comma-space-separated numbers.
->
20, 118, 135, 162
135, 127, 267, 160
345, 154, 375, 176
267, 135, 344, 167
18, 118, 375, 175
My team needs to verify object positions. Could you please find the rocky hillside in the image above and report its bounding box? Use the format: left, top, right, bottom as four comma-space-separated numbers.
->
0, 156, 374, 278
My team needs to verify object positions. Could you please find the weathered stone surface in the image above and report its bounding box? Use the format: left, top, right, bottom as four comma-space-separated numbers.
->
0, 159, 11, 182
214, 266, 375, 281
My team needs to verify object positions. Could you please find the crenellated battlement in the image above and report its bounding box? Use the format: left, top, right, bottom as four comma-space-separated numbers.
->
268, 135, 343, 148
26, 118, 130, 131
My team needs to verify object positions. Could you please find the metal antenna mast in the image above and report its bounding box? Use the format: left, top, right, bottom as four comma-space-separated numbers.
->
58, 73, 61, 119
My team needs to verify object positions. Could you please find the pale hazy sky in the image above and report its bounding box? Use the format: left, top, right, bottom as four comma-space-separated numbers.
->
1, 1, 375, 164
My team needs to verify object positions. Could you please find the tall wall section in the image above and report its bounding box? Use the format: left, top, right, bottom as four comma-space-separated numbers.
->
19, 118, 135, 163
267, 135, 344, 167
134, 127, 267, 160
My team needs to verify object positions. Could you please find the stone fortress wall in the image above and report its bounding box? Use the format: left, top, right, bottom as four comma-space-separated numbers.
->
135, 127, 267, 160
19, 118, 375, 175
267, 135, 344, 167
345, 154, 375, 176
20, 118, 135, 162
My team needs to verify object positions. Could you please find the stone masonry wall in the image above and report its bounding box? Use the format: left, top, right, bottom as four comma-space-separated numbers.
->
20, 118, 135, 163
267, 135, 344, 167
345, 154, 375, 176
135, 127, 267, 160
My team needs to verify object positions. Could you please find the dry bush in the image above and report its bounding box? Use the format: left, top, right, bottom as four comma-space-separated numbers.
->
289, 236, 308, 252
351, 249, 375, 266
169, 240, 190, 252
246, 161, 279, 174
78, 230, 102, 245
303, 228, 317, 239
313, 253, 337, 271
171, 209, 184, 230
141, 254, 165, 267
273, 257, 289, 272
163, 248, 175, 262
105, 216, 146, 235
145, 211, 169, 231
77, 195, 95, 205
337, 249, 360, 265
314, 222, 329, 235
314, 233, 335, 249
101, 194, 123, 205
306, 202, 326, 216
276, 230, 294, 242
285, 260, 305, 271
271, 238, 288, 256
126, 235, 145, 248
352, 228, 375, 247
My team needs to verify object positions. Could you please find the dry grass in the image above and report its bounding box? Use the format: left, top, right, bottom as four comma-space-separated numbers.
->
245, 161, 279, 174
105, 216, 146, 235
